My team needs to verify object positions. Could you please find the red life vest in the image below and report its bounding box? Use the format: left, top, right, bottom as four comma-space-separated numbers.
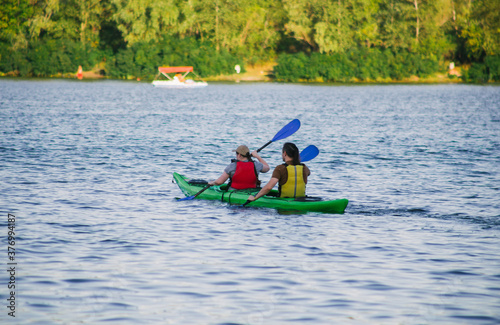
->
230, 161, 257, 189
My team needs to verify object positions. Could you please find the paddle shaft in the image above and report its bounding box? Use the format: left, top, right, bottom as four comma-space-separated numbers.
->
177, 183, 211, 201
256, 140, 272, 153
192, 184, 211, 198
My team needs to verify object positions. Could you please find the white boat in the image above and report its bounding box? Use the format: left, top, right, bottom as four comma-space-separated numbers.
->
152, 66, 208, 88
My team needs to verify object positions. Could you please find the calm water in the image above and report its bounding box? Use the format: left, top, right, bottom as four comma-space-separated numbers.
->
1, 79, 499, 324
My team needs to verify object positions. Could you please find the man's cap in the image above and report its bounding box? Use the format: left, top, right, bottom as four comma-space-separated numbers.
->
234, 145, 250, 156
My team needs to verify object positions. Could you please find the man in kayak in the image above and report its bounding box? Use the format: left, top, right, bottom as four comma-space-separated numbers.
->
208, 145, 270, 190
247, 142, 310, 201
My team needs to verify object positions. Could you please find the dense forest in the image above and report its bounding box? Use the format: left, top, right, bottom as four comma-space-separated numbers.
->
1, 0, 499, 82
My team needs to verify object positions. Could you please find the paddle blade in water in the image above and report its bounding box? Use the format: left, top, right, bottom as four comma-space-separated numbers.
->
177, 184, 211, 201
300, 145, 319, 162
271, 119, 301, 142
177, 195, 195, 201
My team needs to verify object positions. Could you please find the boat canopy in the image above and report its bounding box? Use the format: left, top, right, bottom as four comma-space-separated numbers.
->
154, 66, 206, 85
158, 66, 193, 73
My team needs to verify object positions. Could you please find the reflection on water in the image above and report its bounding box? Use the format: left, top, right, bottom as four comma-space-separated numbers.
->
1, 80, 499, 324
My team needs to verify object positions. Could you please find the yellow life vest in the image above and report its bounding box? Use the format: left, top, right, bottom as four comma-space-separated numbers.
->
280, 164, 306, 198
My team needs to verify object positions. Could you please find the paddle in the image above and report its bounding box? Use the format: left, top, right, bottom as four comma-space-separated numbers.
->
299, 145, 319, 162
242, 145, 320, 207
177, 184, 211, 201
178, 119, 301, 202
256, 119, 301, 152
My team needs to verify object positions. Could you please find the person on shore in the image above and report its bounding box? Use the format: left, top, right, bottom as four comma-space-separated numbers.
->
208, 145, 270, 190
247, 142, 310, 201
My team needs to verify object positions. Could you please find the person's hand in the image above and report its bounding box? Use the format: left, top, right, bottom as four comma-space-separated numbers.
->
251, 150, 260, 158
247, 195, 256, 202
208, 181, 215, 186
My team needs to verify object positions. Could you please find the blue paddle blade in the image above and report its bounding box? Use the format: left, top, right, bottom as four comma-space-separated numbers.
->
300, 145, 319, 162
177, 195, 195, 201
177, 184, 211, 201
271, 119, 301, 142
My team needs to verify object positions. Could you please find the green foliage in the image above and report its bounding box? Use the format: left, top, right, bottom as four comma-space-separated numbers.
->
273, 48, 441, 82
0, 42, 28, 74
274, 53, 308, 82
108, 36, 242, 79
0, 0, 498, 81
0, 39, 107, 77
111, 0, 180, 46
462, 63, 488, 83
454, 0, 500, 62
462, 55, 500, 83
0, 35, 240, 79
0, 0, 33, 43
485, 55, 500, 81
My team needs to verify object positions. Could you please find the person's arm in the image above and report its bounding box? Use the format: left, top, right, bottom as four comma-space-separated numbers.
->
251, 150, 270, 173
247, 177, 279, 201
209, 172, 230, 186
304, 164, 311, 182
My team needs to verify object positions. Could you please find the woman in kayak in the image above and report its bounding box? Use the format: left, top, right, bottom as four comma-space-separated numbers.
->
247, 142, 310, 201
208, 145, 270, 190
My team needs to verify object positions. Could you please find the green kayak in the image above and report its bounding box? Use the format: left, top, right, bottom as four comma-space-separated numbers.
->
173, 172, 348, 214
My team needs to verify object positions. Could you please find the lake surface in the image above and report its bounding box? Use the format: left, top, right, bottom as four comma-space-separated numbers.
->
1, 79, 499, 324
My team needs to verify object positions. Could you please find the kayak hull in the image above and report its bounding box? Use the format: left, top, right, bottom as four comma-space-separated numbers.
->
173, 172, 348, 214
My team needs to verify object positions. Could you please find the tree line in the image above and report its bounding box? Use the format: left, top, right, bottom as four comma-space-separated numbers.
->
0, 0, 499, 82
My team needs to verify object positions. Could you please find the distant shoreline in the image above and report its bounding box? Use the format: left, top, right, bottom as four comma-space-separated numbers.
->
0, 75, 475, 84
2, 65, 496, 84
0, 75, 471, 84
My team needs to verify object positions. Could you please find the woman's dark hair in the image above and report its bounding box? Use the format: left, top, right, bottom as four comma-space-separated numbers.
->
283, 142, 301, 165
